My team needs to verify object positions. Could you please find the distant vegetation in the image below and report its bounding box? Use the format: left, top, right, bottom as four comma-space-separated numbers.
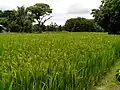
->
65, 17, 104, 32
0, 0, 119, 34
0, 3, 53, 33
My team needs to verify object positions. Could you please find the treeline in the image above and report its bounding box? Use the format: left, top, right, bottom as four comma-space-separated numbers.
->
0, 3, 54, 33
0, 3, 104, 33
0, 0, 120, 34
0, 3, 65, 33
32, 23, 65, 32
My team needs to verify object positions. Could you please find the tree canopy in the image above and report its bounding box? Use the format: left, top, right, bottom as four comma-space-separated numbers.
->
27, 3, 53, 33
0, 3, 53, 33
65, 17, 103, 32
92, 0, 120, 34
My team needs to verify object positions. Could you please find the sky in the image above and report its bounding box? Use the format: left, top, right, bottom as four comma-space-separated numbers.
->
0, 0, 101, 25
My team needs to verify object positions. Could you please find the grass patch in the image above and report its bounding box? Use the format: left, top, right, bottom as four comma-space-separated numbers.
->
92, 61, 120, 90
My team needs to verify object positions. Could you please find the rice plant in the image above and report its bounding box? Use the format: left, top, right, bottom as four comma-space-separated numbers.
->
0, 32, 120, 90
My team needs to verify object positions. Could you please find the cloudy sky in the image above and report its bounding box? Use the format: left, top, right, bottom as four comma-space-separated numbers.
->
0, 0, 101, 25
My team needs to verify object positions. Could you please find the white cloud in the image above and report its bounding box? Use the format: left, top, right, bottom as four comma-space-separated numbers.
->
0, 0, 101, 25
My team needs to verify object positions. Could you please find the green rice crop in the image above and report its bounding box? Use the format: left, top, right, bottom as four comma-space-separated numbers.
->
0, 32, 120, 90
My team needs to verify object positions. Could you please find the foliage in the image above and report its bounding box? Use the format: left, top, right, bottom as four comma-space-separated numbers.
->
116, 69, 120, 82
32, 23, 65, 32
0, 3, 53, 33
0, 33, 120, 90
45, 23, 64, 32
65, 17, 104, 32
0, 3, 108, 33
9, 6, 33, 32
0, 18, 8, 27
0, 6, 33, 33
27, 3, 53, 33
91, 0, 120, 34
0, 10, 14, 29
32, 24, 39, 32
15, 6, 33, 32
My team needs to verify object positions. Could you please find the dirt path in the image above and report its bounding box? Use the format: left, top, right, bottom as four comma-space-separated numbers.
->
92, 61, 120, 90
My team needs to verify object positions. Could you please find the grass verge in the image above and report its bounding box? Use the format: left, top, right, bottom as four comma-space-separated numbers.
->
92, 61, 120, 90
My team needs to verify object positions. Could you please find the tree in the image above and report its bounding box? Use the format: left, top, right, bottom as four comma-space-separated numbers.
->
14, 6, 33, 32
65, 17, 103, 32
91, 0, 120, 34
0, 6, 34, 32
0, 10, 10, 26
0, 10, 15, 32
27, 3, 53, 33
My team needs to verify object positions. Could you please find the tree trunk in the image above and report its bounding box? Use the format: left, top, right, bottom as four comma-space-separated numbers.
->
38, 21, 42, 33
